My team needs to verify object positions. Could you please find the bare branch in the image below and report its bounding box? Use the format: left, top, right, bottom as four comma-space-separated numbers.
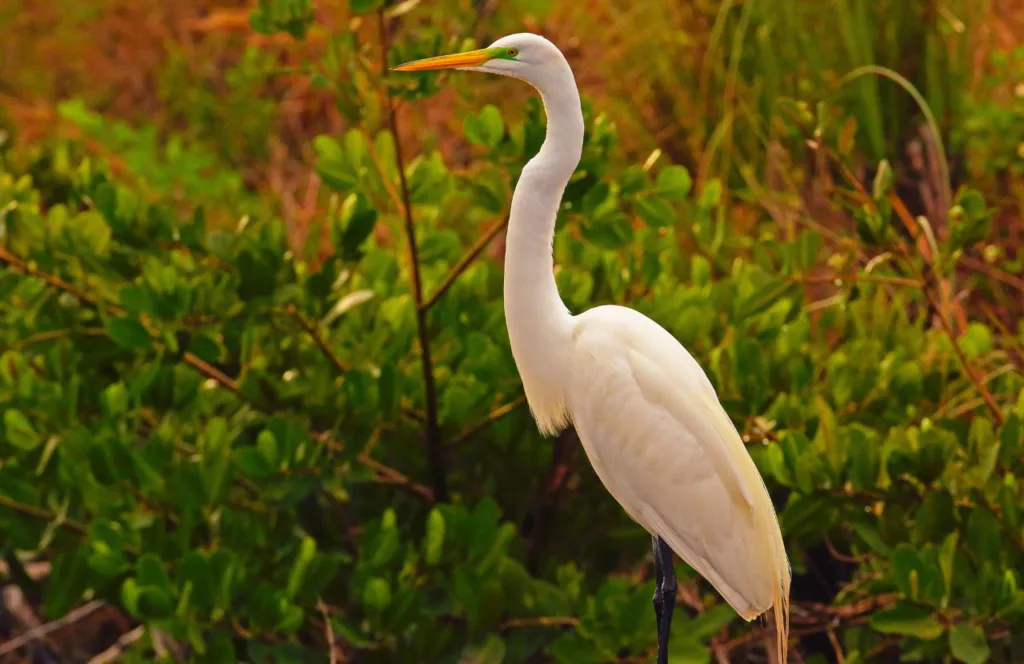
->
0, 494, 87, 537
376, 10, 448, 502
285, 305, 349, 375
451, 395, 527, 446
0, 600, 105, 657
421, 215, 509, 311
88, 625, 146, 664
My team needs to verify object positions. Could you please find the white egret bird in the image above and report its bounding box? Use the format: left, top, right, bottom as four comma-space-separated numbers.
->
394, 34, 790, 664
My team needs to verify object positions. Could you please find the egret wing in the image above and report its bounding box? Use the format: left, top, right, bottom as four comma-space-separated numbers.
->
567, 305, 788, 624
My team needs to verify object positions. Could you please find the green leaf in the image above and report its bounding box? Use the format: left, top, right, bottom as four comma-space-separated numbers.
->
188, 332, 224, 364
286, 537, 316, 599
315, 135, 358, 190
635, 196, 675, 228
100, 382, 130, 417
423, 507, 445, 565
236, 447, 273, 479
794, 229, 822, 270
960, 322, 993, 359
349, 0, 384, 14
363, 577, 391, 613
178, 552, 214, 612
869, 601, 944, 639
654, 165, 692, 199
249, 0, 315, 38
43, 547, 91, 618
464, 105, 505, 148
967, 508, 1002, 562
580, 209, 631, 249
336, 194, 378, 260
698, 179, 722, 208
369, 508, 400, 567
137, 553, 172, 593
459, 635, 506, 664
4, 409, 40, 450
105, 316, 152, 350
872, 159, 893, 199
478, 105, 505, 147
949, 624, 990, 664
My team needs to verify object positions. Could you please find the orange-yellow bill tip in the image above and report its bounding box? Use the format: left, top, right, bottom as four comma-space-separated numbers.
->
391, 48, 494, 72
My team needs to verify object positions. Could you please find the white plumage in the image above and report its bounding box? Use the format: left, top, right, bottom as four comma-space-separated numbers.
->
395, 32, 791, 664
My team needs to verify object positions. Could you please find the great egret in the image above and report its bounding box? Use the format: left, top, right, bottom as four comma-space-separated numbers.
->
394, 34, 791, 664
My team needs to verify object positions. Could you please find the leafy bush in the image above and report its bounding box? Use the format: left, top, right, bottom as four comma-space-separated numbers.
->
1, 2, 1023, 663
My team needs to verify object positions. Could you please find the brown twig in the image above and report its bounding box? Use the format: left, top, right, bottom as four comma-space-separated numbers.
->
791, 273, 924, 288
498, 616, 578, 632
358, 453, 435, 502
924, 287, 1004, 425
826, 622, 845, 664
960, 254, 1024, 294
87, 625, 146, 664
823, 537, 873, 565
0, 600, 105, 657
285, 305, 349, 375
377, 10, 448, 502
183, 353, 240, 393
0, 494, 87, 536
9, 327, 108, 350
523, 427, 580, 571
0, 246, 119, 314
421, 215, 510, 311
451, 394, 528, 446
315, 432, 435, 502
317, 599, 341, 664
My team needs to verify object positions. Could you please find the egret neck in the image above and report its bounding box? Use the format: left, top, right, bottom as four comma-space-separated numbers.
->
502, 60, 583, 435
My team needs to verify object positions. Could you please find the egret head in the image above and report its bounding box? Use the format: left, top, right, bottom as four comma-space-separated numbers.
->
392, 33, 567, 87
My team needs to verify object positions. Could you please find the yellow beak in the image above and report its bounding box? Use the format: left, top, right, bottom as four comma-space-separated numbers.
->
391, 48, 494, 72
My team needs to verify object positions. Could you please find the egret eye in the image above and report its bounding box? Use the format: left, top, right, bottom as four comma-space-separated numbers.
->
507, 48, 518, 57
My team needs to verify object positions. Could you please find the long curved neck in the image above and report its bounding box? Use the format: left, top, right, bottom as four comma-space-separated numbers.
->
503, 61, 584, 434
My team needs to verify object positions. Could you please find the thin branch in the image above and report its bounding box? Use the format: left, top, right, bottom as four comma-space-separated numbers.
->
498, 616, 578, 632
358, 453, 435, 502
183, 352, 240, 392
315, 433, 434, 502
317, 599, 340, 664
826, 622, 846, 664
88, 625, 146, 664
421, 215, 509, 311
377, 10, 447, 502
0, 246, 116, 313
925, 287, 1004, 425
791, 273, 924, 288
285, 305, 349, 375
10, 327, 107, 350
823, 537, 872, 565
0, 600, 105, 657
522, 427, 579, 571
0, 494, 87, 536
960, 254, 1024, 294
451, 395, 528, 446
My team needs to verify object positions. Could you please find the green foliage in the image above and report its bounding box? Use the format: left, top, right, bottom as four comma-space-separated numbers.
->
1, 3, 1023, 663
249, 0, 316, 39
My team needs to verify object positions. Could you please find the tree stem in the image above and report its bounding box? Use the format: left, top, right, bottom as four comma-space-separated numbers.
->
377, 11, 448, 502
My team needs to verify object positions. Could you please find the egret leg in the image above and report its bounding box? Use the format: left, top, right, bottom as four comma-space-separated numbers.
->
651, 535, 665, 632
654, 536, 676, 664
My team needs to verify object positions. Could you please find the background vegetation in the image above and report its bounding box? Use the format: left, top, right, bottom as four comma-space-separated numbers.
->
2, 0, 1024, 662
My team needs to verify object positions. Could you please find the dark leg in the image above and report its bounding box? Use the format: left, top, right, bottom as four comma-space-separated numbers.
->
651, 535, 665, 632
654, 537, 677, 664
